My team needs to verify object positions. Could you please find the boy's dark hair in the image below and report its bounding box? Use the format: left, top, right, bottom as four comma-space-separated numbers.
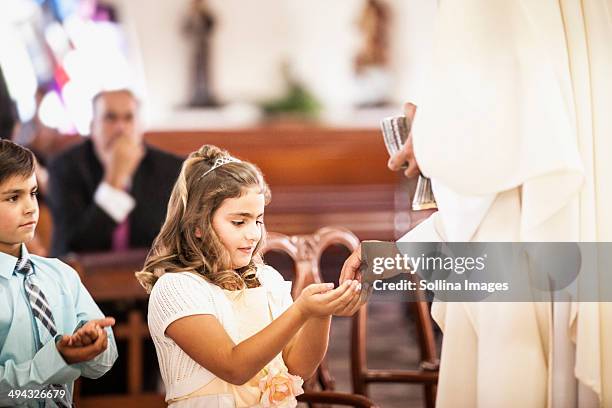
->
0, 140, 35, 185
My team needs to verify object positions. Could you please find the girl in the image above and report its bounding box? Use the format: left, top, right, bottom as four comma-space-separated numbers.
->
136, 145, 362, 407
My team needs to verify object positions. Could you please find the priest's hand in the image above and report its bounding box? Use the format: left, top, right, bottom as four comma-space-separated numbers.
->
340, 244, 362, 285
388, 102, 420, 178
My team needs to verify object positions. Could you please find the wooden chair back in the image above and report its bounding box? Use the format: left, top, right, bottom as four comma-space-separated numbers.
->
263, 227, 360, 391
264, 227, 380, 407
350, 275, 440, 408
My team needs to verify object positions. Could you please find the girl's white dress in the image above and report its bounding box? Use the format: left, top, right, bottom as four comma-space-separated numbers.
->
147, 265, 298, 407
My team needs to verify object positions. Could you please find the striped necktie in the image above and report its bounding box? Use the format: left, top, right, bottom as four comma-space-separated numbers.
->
15, 256, 72, 408
15, 257, 58, 338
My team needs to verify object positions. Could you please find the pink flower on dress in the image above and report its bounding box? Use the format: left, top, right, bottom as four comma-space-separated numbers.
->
258, 366, 304, 408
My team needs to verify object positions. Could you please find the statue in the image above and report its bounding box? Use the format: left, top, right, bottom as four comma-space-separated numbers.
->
184, 0, 218, 107
355, 0, 390, 72
354, 0, 392, 107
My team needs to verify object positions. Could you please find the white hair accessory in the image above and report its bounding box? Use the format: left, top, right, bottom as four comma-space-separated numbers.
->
200, 156, 241, 179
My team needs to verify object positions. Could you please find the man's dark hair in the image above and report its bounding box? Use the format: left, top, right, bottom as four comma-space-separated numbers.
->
0, 139, 35, 185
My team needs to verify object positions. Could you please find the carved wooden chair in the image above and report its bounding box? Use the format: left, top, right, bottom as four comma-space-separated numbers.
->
268, 226, 440, 407
265, 227, 381, 407
264, 227, 360, 391
350, 273, 440, 408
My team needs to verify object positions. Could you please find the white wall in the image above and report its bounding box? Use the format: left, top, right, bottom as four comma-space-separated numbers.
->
387, 0, 437, 105
283, 0, 364, 110
106, 0, 437, 128
209, 0, 289, 102
105, 0, 192, 123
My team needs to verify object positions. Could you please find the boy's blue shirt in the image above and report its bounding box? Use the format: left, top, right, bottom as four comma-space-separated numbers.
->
0, 244, 118, 406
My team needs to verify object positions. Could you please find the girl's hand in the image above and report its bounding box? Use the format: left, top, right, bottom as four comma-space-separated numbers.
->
333, 280, 364, 317
294, 281, 360, 318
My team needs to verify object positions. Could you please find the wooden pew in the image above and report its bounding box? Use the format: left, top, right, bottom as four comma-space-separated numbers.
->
68, 250, 158, 408
145, 126, 414, 240
51, 125, 428, 240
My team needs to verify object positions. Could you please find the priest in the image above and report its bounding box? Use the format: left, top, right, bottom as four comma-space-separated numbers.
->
342, 1, 612, 406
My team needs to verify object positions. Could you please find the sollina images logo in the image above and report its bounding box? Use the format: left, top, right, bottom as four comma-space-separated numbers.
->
371, 253, 487, 276
360, 242, 599, 303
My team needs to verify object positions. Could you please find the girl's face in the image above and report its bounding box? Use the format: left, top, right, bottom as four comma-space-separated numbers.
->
211, 186, 265, 269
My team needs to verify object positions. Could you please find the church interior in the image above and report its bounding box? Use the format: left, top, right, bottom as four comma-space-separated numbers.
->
4, 0, 610, 407
0, 1, 442, 407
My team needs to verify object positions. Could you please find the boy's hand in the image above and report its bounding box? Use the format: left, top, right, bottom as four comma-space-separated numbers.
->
70, 317, 115, 347
57, 328, 108, 364
56, 317, 115, 363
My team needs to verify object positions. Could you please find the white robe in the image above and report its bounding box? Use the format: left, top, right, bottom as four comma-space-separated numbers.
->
399, 0, 612, 406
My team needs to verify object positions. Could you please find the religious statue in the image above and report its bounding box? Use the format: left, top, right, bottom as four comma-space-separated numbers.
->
184, 0, 218, 107
354, 0, 392, 107
355, 0, 390, 72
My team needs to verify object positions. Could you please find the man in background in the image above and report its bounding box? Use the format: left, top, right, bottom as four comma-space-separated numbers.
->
47, 89, 181, 257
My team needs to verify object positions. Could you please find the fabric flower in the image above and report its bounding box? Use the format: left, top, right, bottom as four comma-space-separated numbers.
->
258, 366, 304, 408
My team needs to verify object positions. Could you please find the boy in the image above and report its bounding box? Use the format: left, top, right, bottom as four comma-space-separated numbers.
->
0, 140, 118, 407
